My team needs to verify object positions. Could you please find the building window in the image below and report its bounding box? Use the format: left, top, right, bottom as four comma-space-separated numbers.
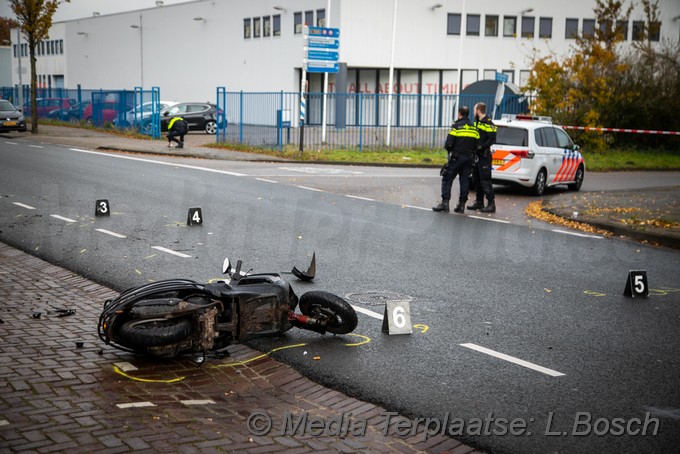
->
447, 13, 461, 35
503, 16, 517, 37
565, 18, 579, 39
59, 39, 63, 54
539, 17, 552, 38
502, 70, 514, 84
649, 21, 661, 41
13, 44, 16, 57
41, 41, 45, 55
305, 10, 313, 27
466, 14, 480, 36
244, 18, 251, 39
632, 21, 644, 41
521, 16, 535, 38
485, 15, 498, 36
273, 14, 281, 36
294, 12, 302, 34
616, 20, 628, 40
484, 69, 496, 80
263, 16, 271, 37
519, 70, 531, 88
583, 19, 595, 38
317, 9, 325, 27
254, 17, 261, 38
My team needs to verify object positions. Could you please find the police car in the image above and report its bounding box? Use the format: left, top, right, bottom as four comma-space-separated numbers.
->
491, 114, 585, 196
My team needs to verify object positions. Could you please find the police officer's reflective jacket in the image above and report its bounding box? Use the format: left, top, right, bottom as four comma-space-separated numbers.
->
474, 115, 497, 155
445, 117, 480, 158
168, 117, 188, 132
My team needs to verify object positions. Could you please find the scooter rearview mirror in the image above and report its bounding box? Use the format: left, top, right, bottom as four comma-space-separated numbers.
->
222, 257, 231, 275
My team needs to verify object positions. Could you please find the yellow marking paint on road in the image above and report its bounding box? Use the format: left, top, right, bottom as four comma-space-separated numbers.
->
413, 324, 429, 334
113, 366, 185, 383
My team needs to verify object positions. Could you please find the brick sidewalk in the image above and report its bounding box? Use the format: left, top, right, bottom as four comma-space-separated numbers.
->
0, 242, 479, 453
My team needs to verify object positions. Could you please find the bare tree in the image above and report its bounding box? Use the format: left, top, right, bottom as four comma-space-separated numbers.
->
9, 0, 69, 133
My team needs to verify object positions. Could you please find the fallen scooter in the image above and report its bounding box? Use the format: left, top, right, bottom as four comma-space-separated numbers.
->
97, 255, 358, 359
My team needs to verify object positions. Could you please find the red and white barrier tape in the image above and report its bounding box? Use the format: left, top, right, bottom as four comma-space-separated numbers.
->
561, 125, 680, 136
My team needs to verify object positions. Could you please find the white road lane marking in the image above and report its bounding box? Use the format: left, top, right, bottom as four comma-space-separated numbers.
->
68, 148, 246, 176
402, 204, 431, 211
468, 215, 511, 224
151, 246, 192, 258
256, 178, 278, 183
28, 145, 43, 149
116, 402, 156, 409
460, 343, 566, 377
0, 420, 9, 426
12, 202, 36, 210
5, 142, 18, 145
50, 214, 77, 223
180, 399, 215, 405
346, 195, 375, 202
551, 229, 604, 239
351, 304, 384, 320
297, 185, 324, 192
95, 228, 127, 239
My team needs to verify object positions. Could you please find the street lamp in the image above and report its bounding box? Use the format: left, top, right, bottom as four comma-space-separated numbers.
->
130, 15, 143, 87
273, 6, 287, 12
431, 3, 443, 10
77, 32, 88, 36
193, 17, 206, 22
520, 8, 534, 15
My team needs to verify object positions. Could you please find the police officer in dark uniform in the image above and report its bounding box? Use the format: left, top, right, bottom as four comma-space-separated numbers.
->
433, 106, 480, 213
468, 102, 497, 213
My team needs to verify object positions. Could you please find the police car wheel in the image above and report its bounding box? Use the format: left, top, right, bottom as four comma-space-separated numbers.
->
568, 165, 584, 191
205, 120, 217, 134
532, 169, 547, 196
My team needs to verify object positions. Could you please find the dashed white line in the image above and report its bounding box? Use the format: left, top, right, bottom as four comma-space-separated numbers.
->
0, 419, 9, 427
152, 246, 192, 258
116, 402, 156, 409
50, 214, 77, 223
346, 195, 375, 202
12, 202, 36, 210
95, 228, 127, 239
28, 145, 43, 149
460, 343, 565, 377
351, 304, 384, 320
468, 215, 511, 224
297, 185, 324, 192
256, 178, 278, 183
5, 141, 18, 145
180, 399, 216, 406
551, 229, 604, 239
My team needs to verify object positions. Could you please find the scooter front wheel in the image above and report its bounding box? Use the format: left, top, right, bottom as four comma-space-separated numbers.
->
299, 291, 358, 335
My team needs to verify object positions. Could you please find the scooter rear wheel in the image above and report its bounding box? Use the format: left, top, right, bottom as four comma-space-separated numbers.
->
117, 317, 192, 348
299, 291, 358, 335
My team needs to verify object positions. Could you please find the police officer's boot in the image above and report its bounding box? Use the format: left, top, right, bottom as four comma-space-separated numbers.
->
453, 199, 466, 213
481, 201, 496, 213
432, 199, 450, 213
467, 200, 484, 211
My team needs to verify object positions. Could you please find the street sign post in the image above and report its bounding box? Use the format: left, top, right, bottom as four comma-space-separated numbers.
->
304, 26, 340, 74
495, 72, 509, 83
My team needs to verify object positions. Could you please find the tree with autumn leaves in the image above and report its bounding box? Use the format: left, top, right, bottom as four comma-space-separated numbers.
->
525, 0, 680, 151
9, 0, 69, 134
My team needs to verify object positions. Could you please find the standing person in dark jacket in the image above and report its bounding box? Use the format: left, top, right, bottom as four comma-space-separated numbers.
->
167, 116, 188, 148
433, 106, 480, 213
468, 102, 497, 213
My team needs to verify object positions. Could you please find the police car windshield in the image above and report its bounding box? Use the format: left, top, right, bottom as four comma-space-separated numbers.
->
496, 126, 528, 146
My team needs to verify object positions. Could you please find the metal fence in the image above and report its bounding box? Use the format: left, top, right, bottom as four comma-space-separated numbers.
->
217, 90, 530, 151
2, 85, 530, 149
0, 86, 163, 138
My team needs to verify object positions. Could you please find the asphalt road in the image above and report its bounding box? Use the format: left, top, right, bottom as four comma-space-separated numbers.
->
1, 140, 679, 454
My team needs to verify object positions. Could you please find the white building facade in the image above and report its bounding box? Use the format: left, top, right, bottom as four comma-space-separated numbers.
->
9, 0, 680, 102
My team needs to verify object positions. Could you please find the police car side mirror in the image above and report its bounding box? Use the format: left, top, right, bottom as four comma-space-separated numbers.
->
573, 144, 581, 151
162, 111, 169, 116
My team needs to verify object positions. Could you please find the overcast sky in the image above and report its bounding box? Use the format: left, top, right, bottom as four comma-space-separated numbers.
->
1, 0, 192, 22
